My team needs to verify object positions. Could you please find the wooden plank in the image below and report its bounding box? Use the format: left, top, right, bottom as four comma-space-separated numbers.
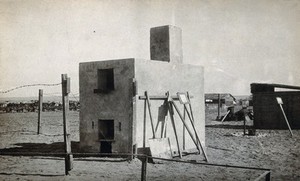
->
145, 91, 156, 138
221, 110, 230, 123
183, 107, 186, 150
167, 92, 182, 158
279, 104, 293, 137
254, 171, 271, 181
186, 92, 199, 146
143, 99, 147, 148
148, 138, 173, 159
183, 104, 208, 161
172, 101, 208, 162
187, 92, 195, 121
162, 111, 168, 138
217, 93, 221, 120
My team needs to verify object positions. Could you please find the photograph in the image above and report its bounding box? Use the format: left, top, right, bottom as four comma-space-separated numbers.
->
0, 0, 299, 180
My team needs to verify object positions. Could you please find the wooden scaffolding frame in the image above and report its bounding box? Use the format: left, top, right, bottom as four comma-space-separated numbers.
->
139, 91, 208, 162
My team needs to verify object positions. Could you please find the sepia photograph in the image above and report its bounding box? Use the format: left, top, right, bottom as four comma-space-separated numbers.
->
0, 0, 299, 180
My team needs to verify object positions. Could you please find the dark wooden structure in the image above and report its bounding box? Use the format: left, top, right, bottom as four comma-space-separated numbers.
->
251, 83, 300, 129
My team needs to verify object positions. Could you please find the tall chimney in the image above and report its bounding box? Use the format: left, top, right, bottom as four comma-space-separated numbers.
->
150, 25, 183, 63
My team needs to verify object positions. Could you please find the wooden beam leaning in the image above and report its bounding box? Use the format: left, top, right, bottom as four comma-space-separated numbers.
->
171, 100, 208, 162
61, 74, 73, 175
276, 97, 293, 137
279, 104, 293, 137
185, 92, 196, 148
186, 92, 195, 121
182, 107, 186, 150
253, 171, 271, 181
183, 104, 208, 161
167, 92, 182, 158
145, 91, 156, 138
221, 110, 230, 123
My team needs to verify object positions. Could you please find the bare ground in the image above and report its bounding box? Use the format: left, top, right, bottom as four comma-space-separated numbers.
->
0, 111, 299, 180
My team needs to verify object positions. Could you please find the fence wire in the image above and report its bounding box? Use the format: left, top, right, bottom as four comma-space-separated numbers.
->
0, 83, 62, 94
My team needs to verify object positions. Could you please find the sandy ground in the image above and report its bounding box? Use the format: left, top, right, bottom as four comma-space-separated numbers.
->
0, 111, 299, 180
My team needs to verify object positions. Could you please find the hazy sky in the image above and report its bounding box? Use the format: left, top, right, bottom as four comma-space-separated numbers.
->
0, 0, 299, 97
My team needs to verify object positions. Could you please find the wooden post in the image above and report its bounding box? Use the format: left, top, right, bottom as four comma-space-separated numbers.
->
61, 74, 73, 175
216, 94, 221, 120
243, 117, 246, 136
221, 110, 230, 123
279, 104, 293, 137
187, 92, 195, 121
167, 92, 182, 158
37, 89, 43, 134
145, 91, 156, 138
243, 107, 246, 136
186, 92, 199, 147
172, 101, 208, 162
141, 156, 148, 181
161, 101, 168, 138
276, 97, 293, 137
143, 97, 147, 148
168, 102, 182, 158
182, 107, 186, 150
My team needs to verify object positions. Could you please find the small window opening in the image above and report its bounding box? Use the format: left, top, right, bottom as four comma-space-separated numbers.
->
94, 68, 114, 93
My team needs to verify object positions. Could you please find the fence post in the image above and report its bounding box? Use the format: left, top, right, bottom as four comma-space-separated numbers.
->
37, 89, 43, 134
61, 74, 73, 175
141, 156, 148, 181
216, 94, 221, 120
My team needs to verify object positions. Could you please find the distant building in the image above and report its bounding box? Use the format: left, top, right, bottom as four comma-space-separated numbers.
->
205, 93, 236, 109
251, 83, 300, 129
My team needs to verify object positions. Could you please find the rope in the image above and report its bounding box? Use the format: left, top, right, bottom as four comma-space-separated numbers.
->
0, 83, 62, 94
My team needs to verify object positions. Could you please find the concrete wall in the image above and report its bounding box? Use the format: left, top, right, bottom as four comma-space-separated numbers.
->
253, 91, 300, 129
79, 59, 135, 153
79, 58, 205, 155
134, 59, 205, 153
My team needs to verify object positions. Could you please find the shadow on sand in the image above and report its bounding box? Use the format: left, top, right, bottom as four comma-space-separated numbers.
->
0, 141, 129, 162
0, 141, 80, 154
0, 172, 64, 177
206, 124, 253, 129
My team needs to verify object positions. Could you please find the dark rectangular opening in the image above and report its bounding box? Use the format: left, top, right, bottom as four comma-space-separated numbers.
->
94, 68, 114, 93
100, 141, 112, 154
98, 119, 114, 140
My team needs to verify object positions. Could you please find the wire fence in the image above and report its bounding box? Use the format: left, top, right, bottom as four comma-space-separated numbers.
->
0, 83, 62, 94
0, 81, 79, 113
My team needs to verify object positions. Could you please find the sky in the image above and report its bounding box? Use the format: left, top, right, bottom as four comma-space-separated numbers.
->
0, 0, 299, 97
